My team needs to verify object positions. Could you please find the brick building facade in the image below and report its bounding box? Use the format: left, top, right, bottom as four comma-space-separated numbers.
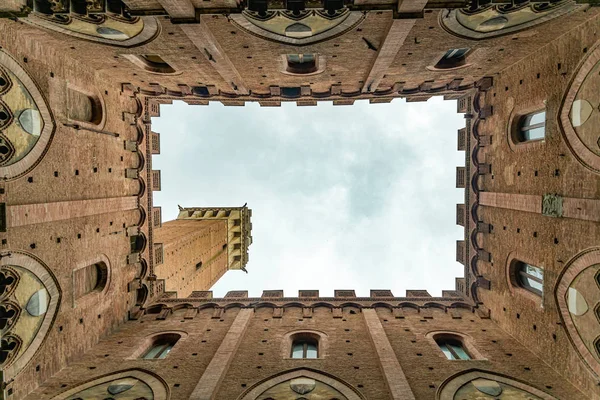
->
0, 0, 599, 398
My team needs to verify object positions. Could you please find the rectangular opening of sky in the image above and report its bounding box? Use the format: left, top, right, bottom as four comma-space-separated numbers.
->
151, 98, 465, 297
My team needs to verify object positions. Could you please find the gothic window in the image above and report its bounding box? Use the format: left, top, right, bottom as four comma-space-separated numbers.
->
286, 54, 317, 74
517, 110, 546, 142
436, 337, 471, 360
73, 262, 108, 300
291, 338, 318, 359
516, 261, 544, 296
435, 48, 469, 69
142, 334, 180, 359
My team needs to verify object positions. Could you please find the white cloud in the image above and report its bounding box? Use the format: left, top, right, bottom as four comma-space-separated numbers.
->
152, 97, 465, 298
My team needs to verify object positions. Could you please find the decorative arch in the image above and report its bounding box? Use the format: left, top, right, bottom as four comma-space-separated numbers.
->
24, 13, 159, 48
559, 42, 600, 174
51, 369, 169, 399
230, 9, 364, 46
0, 252, 60, 381
237, 368, 366, 400
0, 48, 55, 180
437, 369, 557, 399
440, 1, 581, 40
555, 247, 600, 378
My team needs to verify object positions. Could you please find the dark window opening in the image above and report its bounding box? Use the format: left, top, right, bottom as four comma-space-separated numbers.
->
137, 55, 176, 74
281, 87, 302, 98
435, 337, 471, 360
196, 261, 203, 270
130, 234, 146, 253
73, 262, 108, 299
435, 48, 469, 69
286, 54, 317, 75
142, 334, 180, 360
291, 338, 318, 359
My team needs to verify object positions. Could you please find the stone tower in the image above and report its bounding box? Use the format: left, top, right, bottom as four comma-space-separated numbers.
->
153, 206, 253, 297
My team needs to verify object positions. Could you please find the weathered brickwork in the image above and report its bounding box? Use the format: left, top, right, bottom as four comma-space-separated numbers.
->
1, 0, 599, 399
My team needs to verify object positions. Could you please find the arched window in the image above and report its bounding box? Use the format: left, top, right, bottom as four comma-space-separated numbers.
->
67, 88, 103, 125
286, 54, 317, 74
516, 261, 544, 296
130, 234, 146, 254
517, 110, 546, 142
291, 337, 318, 359
435, 48, 469, 69
73, 262, 108, 300
435, 337, 471, 360
142, 334, 180, 359
127, 54, 176, 74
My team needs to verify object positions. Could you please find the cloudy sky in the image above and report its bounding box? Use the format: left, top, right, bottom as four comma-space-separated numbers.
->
152, 97, 465, 298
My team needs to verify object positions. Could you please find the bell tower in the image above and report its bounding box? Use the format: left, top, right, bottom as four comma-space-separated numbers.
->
153, 205, 252, 297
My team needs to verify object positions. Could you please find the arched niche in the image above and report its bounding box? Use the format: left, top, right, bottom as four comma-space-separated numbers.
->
23, 13, 159, 48
230, 9, 364, 45
440, 1, 581, 40
437, 370, 557, 399
555, 247, 600, 378
237, 368, 365, 400
0, 49, 55, 180
559, 43, 600, 174
0, 252, 60, 382
51, 369, 169, 399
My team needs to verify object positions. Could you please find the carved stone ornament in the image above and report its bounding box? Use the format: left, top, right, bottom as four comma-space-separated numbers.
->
0, 267, 19, 300
290, 378, 316, 394
542, 194, 563, 218
0, 334, 22, 367
0, 300, 21, 332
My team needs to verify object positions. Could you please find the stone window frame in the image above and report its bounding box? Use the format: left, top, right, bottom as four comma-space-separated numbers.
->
238, 368, 365, 400
0, 49, 55, 180
507, 101, 548, 153
279, 54, 327, 76
505, 252, 545, 307
49, 368, 169, 400
65, 83, 106, 130
127, 331, 188, 361
71, 254, 112, 309
281, 329, 328, 360
23, 15, 160, 48
555, 247, 600, 379
1, 252, 60, 382
437, 369, 558, 400
425, 330, 486, 361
